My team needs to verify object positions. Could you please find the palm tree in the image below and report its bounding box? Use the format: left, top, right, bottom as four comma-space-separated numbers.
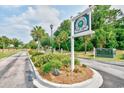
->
31, 26, 45, 52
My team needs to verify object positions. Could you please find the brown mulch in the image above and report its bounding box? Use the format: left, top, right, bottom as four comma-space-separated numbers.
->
38, 65, 94, 84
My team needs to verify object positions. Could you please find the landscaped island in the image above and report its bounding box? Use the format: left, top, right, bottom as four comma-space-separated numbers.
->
29, 50, 93, 84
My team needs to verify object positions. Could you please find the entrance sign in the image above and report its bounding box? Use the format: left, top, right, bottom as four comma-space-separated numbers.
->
70, 6, 94, 72
95, 48, 116, 58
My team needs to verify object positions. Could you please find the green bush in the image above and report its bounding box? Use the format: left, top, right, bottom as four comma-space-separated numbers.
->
42, 62, 52, 73
29, 49, 37, 55
29, 49, 44, 57
75, 58, 80, 65
32, 53, 68, 65
30, 53, 80, 72
61, 57, 80, 66
61, 57, 70, 67
42, 59, 62, 73
51, 59, 62, 69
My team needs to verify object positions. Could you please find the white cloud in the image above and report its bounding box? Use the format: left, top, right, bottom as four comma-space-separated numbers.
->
112, 5, 124, 13
0, 5, 61, 43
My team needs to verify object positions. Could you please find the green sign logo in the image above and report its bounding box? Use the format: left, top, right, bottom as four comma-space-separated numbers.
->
78, 20, 83, 28
74, 14, 89, 34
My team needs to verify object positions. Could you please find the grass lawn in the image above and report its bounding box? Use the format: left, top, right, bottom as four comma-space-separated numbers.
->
75, 50, 124, 62
0, 49, 19, 60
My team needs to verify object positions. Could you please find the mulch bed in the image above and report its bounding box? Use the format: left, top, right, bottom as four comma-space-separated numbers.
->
38, 65, 94, 84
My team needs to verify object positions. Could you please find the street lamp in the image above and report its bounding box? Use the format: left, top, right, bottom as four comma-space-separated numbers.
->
50, 24, 53, 53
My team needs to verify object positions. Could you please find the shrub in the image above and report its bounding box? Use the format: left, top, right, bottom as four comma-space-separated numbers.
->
51, 59, 62, 69
31, 55, 44, 67
32, 52, 44, 57
29, 49, 37, 55
75, 59, 80, 65
61, 57, 70, 67
30, 53, 80, 72
31, 53, 69, 65
42, 59, 62, 73
82, 64, 87, 68
42, 62, 52, 73
29, 49, 44, 58
62, 57, 80, 67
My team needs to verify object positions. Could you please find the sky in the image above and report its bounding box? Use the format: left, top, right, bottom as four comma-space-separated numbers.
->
0, 5, 124, 43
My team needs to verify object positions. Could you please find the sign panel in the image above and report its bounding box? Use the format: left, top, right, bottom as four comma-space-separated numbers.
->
95, 48, 116, 58
74, 14, 89, 34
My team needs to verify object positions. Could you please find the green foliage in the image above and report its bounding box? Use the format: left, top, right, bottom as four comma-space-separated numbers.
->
31, 26, 49, 51
54, 20, 71, 51
61, 57, 71, 67
30, 52, 81, 73
0, 36, 23, 49
40, 33, 50, 48
75, 58, 80, 65
82, 64, 87, 68
51, 59, 62, 69
24, 40, 37, 49
115, 29, 124, 50
53, 5, 124, 51
42, 59, 62, 73
42, 62, 52, 73
29, 50, 44, 57
12, 38, 22, 48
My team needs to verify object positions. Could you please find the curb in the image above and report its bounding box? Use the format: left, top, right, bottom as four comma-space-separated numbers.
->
28, 53, 103, 88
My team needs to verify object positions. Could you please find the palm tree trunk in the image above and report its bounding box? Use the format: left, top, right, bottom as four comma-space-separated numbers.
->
37, 39, 40, 52
85, 43, 87, 54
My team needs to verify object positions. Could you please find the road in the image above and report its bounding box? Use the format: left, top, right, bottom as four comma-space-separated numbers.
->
0, 51, 33, 88
79, 58, 124, 88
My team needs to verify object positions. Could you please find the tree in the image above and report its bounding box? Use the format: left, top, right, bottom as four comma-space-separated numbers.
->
24, 40, 37, 49
0, 36, 10, 49
12, 38, 22, 48
92, 28, 106, 48
54, 20, 71, 51
115, 28, 124, 50
31, 26, 45, 51
83, 36, 91, 54
92, 5, 122, 30
92, 5, 122, 49
55, 35, 61, 51
40, 33, 50, 50
53, 5, 124, 52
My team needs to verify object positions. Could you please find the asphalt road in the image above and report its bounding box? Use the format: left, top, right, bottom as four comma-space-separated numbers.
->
0, 51, 33, 88
79, 58, 124, 88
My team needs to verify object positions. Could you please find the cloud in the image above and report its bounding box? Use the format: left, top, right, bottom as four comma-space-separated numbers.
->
112, 5, 124, 13
0, 5, 61, 43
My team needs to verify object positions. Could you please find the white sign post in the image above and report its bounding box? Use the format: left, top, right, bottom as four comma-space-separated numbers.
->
71, 18, 75, 71
70, 6, 94, 72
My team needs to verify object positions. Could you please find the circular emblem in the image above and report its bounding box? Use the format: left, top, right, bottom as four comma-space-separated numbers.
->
75, 15, 88, 33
